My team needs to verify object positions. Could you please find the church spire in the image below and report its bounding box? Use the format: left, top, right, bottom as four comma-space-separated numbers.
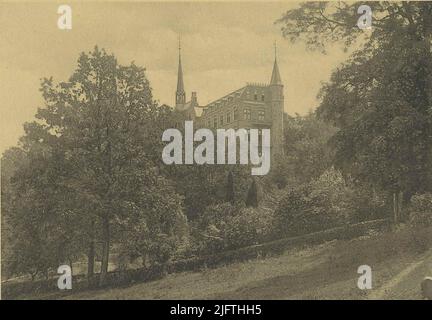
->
270, 42, 282, 85
176, 37, 186, 107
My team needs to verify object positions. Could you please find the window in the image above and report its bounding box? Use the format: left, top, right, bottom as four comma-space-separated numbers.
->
244, 108, 251, 120
226, 113, 231, 123
220, 115, 224, 126
233, 107, 238, 121
208, 120, 211, 128
261, 94, 265, 102
254, 94, 258, 101
258, 110, 265, 121
214, 118, 218, 128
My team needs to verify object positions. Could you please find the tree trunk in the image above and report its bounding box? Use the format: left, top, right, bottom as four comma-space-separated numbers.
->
69, 259, 73, 276
393, 191, 404, 223
87, 240, 95, 277
398, 191, 403, 222
86, 218, 96, 287
99, 215, 110, 286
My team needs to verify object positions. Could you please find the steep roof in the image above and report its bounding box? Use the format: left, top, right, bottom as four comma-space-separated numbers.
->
270, 58, 282, 85
176, 52, 185, 94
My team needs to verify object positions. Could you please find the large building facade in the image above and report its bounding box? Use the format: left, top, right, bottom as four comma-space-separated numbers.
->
174, 46, 285, 158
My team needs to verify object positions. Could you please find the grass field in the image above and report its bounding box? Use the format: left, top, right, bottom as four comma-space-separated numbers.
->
30, 226, 430, 300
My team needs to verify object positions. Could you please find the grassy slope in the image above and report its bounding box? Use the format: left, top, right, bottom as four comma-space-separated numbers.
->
54, 227, 430, 300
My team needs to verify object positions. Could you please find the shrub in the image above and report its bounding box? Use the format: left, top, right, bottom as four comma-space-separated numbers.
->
246, 179, 258, 207
193, 202, 273, 254
275, 184, 334, 237
224, 207, 274, 249
346, 186, 388, 223
275, 169, 351, 237
408, 193, 432, 228
274, 168, 391, 238
192, 203, 238, 255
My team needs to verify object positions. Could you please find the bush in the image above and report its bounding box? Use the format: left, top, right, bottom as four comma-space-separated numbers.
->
246, 179, 258, 207
224, 207, 274, 249
346, 186, 388, 223
192, 203, 237, 255
408, 193, 432, 228
193, 202, 273, 254
275, 169, 351, 237
274, 168, 390, 238
275, 184, 334, 237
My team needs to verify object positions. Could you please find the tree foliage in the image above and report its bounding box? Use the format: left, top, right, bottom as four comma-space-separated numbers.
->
2, 47, 186, 282
278, 2, 432, 206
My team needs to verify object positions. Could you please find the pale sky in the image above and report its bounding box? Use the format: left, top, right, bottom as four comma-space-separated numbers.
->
0, 1, 352, 153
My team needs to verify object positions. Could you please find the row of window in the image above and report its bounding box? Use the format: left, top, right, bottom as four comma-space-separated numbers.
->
206, 108, 265, 128
244, 108, 265, 121
207, 94, 265, 113
208, 92, 264, 109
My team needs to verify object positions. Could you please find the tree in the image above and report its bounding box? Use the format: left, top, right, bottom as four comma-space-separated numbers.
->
278, 2, 432, 221
246, 179, 258, 208
1, 148, 30, 279
5, 46, 187, 285
283, 112, 336, 184
2, 143, 87, 280
116, 175, 188, 268
226, 171, 235, 204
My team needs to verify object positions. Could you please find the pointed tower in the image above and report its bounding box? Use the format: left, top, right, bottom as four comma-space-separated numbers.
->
269, 43, 284, 157
270, 57, 282, 85
175, 39, 186, 109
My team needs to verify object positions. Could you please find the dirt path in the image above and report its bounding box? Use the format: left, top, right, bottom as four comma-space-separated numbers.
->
367, 249, 432, 300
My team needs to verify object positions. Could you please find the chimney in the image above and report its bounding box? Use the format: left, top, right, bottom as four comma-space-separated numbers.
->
191, 92, 198, 105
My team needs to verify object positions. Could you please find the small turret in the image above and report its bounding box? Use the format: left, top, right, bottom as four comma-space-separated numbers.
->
270, 57, 282, 86
175, 39, 186, 109
269, 42, 284, 158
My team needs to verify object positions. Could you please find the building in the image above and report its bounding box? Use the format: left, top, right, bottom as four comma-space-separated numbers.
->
174, 43, 284, 158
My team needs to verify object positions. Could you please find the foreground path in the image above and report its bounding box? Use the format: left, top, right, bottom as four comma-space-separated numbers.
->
368, 249, 432, 300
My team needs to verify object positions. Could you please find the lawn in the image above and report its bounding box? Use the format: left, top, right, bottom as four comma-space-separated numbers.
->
47, 226, 431, 300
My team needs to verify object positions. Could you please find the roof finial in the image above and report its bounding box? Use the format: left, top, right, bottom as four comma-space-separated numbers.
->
270, 41, 282, 85
274, 40, 277, 61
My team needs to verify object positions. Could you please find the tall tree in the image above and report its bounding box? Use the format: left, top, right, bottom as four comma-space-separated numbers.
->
278, 2, 432, 220
246, 179, 258, 208
8, 46, 186, 285
226, 171, 235, 204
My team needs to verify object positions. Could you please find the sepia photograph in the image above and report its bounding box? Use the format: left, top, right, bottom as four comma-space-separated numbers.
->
1, 0, 431, 304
